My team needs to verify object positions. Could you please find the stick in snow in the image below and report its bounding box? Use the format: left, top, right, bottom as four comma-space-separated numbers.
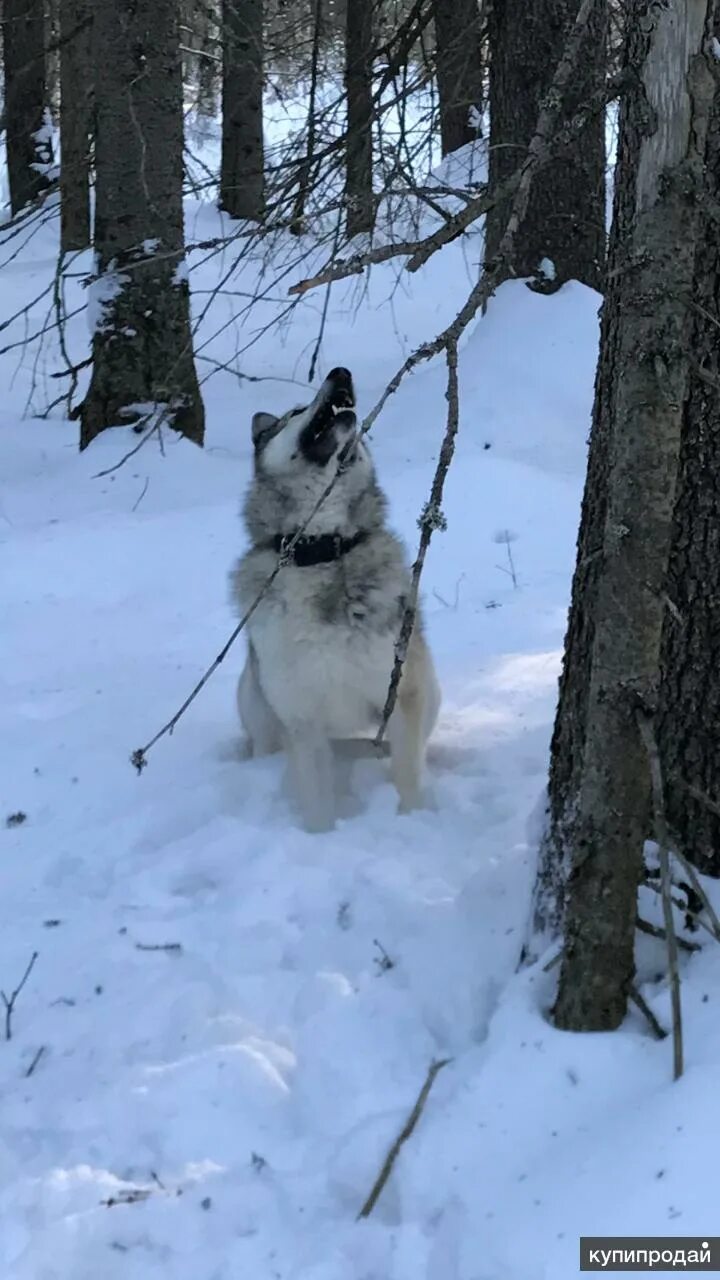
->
357, 1057, 451, 1219
2, 951, 39, 1042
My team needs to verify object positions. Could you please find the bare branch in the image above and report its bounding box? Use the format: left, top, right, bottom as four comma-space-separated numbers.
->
376, 340, 459, 743
636, 915, 700, 954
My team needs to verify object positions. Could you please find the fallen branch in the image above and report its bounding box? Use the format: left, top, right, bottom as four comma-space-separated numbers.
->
629, 985, 668, 1041
637, 711, 683, 1080
357, 1057, 451, 1219
135, 941, 183, 953
2, 951, 39, 1042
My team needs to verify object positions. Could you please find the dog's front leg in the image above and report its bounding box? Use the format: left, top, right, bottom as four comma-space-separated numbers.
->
237, 644, 282, 757
284, 728, 336, 833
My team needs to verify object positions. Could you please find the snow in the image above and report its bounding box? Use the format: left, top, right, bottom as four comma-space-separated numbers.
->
2, 149, 720, 1280
86, 260, 130, 335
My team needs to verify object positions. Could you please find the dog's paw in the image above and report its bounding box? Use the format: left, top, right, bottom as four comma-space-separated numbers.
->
217, 736, 252, 763
397, 786, 437, 816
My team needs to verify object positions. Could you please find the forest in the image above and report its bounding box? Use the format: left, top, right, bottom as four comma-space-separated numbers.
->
2, 1, 719, 1276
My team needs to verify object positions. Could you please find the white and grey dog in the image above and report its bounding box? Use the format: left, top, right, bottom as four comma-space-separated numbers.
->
229, 367, 440, 832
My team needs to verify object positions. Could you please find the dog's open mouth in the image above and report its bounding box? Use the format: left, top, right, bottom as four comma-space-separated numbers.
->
326, 367, 355, 412
299, 368, 358, 465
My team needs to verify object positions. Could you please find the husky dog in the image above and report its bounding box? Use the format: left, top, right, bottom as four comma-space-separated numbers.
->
229, 367, 440, 833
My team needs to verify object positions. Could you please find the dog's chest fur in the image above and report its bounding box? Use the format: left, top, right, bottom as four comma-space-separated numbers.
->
231, 534, 409, 734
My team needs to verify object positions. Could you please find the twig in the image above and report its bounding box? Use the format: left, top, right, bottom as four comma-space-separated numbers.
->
375, 339, 460, 743
307, 210, 342, 383
135, 942, 183, 953
25, 1045, 46, 1077
2, 951, 39, 1042
132, 477, 150, 512
629, 986, 668, 1041
637, 712, 683, 1080
357, 1057, 451, 1219
678, 776, 720, 820
643, 878, 718, 941
668, 845, 720, 944
636, 916, 700, 954
93, 421, 161, 480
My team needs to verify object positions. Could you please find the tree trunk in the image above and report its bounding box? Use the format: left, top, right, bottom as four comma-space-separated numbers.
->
545, 0, 715, 1032
3, 0, 54, 215
80, 0, 204, 450
657, 26, 720, 879
432, 0, 483, 157
344, 0, 374, 238
486, 0, 606, 290
59, 0, 91, 251
220, 0, 264, 221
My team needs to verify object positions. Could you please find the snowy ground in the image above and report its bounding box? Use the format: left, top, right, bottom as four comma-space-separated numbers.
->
2, 157, 720, 1280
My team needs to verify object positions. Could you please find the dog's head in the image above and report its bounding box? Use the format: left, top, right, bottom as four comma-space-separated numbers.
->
251, 367, 366, 476
244, 367, 386, 541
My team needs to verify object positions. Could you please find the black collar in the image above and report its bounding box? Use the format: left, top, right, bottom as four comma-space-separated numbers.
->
268, 529, 369, 566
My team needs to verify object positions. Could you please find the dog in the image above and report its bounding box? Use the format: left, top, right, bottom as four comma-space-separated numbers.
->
229, 366, 440, 832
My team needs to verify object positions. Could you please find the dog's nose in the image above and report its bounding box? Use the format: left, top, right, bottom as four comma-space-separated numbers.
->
326, 367, 355, 409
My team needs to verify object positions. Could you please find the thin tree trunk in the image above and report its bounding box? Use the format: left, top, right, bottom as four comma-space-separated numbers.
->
657, 20, 720, 879
547, 0, 715, 1032
432, 0, 483, 157
345, 0, 374, 238
59, 0, 91, 251
80, 0, 204, 450
45, 0, 60, 120
220, 0, 264, 221
486, 0, 606, 290
3, 0, 54, 215
290, 0, 322, 237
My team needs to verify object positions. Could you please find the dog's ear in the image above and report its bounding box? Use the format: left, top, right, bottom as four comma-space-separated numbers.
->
251, 411, 279, 449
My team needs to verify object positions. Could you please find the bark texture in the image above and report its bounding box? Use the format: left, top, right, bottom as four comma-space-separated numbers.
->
59, 0, 91, 251
3, 0, 54, 215
80, 0, 204, 450
657, 33, 720, 878
345, 0, 374, 237
539, 0, 715, 1031
486, 0, 606, 289
220, 0, 265, 221
433, 0, 483, 157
